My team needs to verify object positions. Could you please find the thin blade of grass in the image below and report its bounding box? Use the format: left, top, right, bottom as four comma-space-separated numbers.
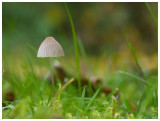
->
122, 32, 144, 76
26, 56, 35, 78
62, 97, 91, 101
133, 102, 140, 113
57, 78, 75, 99
14, 26, 38, 55
72, 103, 83, 113
128, 43, 144, 76
145, 2, 158, 25
48, 78, 74, 107
35, 78, 47, 102
77, 37, 88, 66
18, 81, 32, 99
76, 86, 86, 118
77, 37, 93, 96
64, 3, 81, 95
87, 78, 94, 96
85, 88, 101, 113
60, 91, 91, 100
121, 93, 136, 117
47, 91, 53, 105
107, 88, 119, 101
117, 71, 151, 86
139, 82, 157, 114
137, 87, 148, 114
155, 89, 158, 106
145, 2, 158, 49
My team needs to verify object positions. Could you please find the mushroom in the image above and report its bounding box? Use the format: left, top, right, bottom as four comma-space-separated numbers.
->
37, 37, 64, 93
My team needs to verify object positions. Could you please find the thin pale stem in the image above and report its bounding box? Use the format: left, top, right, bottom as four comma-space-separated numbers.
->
50, 57, 55, 95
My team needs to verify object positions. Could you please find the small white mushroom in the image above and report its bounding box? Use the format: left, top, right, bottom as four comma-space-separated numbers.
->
37, 37, 64, 57
37, 37, 64, 94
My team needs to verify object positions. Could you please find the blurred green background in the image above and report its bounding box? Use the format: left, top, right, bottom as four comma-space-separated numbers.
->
2, 2, 158, 119
2, 2, 158, 78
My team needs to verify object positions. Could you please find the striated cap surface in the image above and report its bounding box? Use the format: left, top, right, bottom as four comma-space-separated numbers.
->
37, 37, 64, 57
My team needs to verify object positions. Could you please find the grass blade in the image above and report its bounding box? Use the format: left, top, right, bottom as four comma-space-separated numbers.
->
128, 43, 144, 76
122, 32, 144, 76
117, 71, 151, 86
77, 37, 88, 66
62, 97, 91, 101
76, 86, 86, 118
87, 78, 94, 96
57, 78, 75, 99
85, 88, 101, 113
72, 103, 83, 113
145, 2, 158, 50
48, 78, 74, 107
145, 2, 158, 25
107, 88, 119, 101
64, 3, 81, 95
139, 82, 157, 114
121, 93, 136, 117
77, 37, 93, 95
155, 89, 158, 106
77, 36, 93, 96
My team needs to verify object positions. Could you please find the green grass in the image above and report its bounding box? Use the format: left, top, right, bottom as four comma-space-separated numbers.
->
117, 71, 151, 86
121, 93, 136, 117
64, 3, 81, 95
85, 88, 101, 113
76, 86, 86, 118
145, 2, 158, 49
123, 33, 144, 77
2, 55, 158, 118
145, 2, 158, 25
2, 2, 158, 119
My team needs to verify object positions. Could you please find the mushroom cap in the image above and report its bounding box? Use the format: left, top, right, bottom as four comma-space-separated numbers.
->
37, 37, 64, 57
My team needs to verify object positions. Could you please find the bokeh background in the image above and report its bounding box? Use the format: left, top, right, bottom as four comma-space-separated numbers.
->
2, 3, 158, 63
2, 2, 158, 112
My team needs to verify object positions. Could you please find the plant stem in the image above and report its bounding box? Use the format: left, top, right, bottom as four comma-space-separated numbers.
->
50, 57, 55, 95
145, 2, 158, 50
64, 2, 81, 95
145, 2, 158, 25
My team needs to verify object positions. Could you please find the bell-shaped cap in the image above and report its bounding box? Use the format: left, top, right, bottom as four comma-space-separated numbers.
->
37, 37, 64, 57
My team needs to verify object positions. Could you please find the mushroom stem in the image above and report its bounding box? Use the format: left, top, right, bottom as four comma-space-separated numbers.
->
50, 57, 55, 94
